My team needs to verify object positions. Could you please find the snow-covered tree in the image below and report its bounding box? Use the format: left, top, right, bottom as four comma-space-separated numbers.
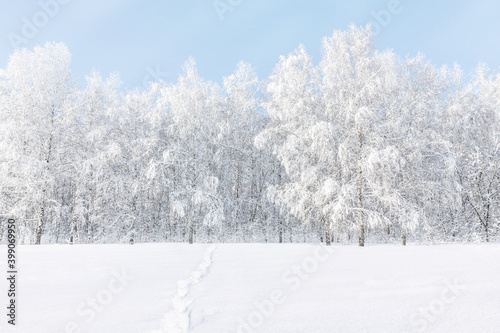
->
0, 42, 75, 244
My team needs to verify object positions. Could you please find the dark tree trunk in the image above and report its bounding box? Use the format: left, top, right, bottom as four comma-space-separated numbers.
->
323, 216, 331, 246
35, 204, 45, 245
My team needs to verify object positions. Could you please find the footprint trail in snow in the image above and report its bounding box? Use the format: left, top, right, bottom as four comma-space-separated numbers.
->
154, 245, 217, 333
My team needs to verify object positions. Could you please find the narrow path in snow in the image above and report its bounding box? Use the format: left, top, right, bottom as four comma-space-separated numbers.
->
153, 245, 217, 333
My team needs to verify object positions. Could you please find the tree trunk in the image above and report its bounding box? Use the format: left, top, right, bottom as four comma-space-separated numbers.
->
358, 223, 365, 247
322, 216, 331, 246
278, 218, 283, 243
484, 222, 489, 243
35, 205, 45, 245
325, 227, 331, 246
485, 202, 490, 242
357, 128, 364, 247
188, 219, 194, 244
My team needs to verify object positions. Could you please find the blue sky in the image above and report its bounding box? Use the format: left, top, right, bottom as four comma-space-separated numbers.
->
1, 0, 499, 90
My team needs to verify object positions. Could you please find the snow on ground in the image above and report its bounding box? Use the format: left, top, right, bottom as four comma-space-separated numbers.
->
1, 243, 500, 333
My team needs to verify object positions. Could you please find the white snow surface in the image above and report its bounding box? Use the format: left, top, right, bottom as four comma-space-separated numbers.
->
1, 243, 500, 333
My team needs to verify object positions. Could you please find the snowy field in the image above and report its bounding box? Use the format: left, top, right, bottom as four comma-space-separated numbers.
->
1, 243, 500, 333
